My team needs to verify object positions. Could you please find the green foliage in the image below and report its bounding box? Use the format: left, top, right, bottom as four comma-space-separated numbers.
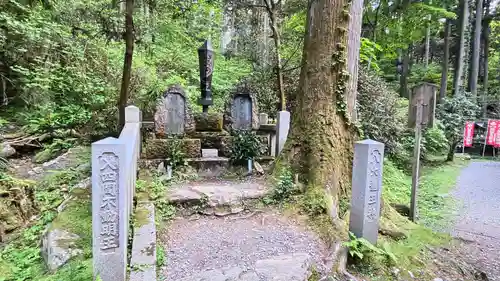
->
165, 137, 186, 169
344, 232, 397, 264
360, 38, 382, 71
1, 0, 251, 138
136, 178, 176, 221
299, 187, 327, 216
357, 67, 407, 156
436, 94, 480, 148
229, 130, 264, 163
0, 167, 89, 281
265, 167, 297, 204
156, 244, 166, 267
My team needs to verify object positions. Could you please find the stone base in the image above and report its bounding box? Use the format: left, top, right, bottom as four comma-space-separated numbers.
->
194, 112, 224, 132
202, 149, 219, 158
187, 157, 230, 178
190, 131, 231, 157
143, 138, 201, 159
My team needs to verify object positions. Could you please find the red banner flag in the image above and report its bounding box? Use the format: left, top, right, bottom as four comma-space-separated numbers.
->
463, 121, 475, 147
495, 122, 500, 148
486, 119, 500, 146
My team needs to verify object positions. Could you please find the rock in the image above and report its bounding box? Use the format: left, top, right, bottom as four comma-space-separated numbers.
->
41, 228, 83, 271
76, 163, 91, 174
432, 278, 444, 281
42, 146, 89, 170
254, 253, 312, 280
168, 189, 203, 204
253, 161, 264, 175
0, 144, 15, 158
157, 162, 167, 175
177, 253, 313, 281
178, 266, 259, 281
34, 148, 56, 164
74, 177, 91, 190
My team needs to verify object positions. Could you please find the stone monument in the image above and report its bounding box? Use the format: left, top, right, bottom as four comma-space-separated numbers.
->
224, 82, 259, 131
154, 85, 195, 137
349, 139, 385, 245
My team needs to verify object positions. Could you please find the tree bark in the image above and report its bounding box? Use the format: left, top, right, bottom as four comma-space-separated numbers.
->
482, 18, 490, 117
346, 0, 364, 122
439, 19, 451, 102
468, 0, 483, 96
278, 0, 355, 220
399, 46, 411, 98
453, 0, 469, 96
118, 0, 135, 130
263, 0, 286, 111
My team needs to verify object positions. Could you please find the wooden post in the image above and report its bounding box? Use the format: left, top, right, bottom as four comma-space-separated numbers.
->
410, 99, 423, 222
407, 83, 437, 223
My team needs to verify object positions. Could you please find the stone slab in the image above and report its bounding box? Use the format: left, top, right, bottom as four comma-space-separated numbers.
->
130, 202, 157, 281
349, 139, 385, 245
275, 111, 290, 156
259, 113, 269, 125
202, 149, 219, 158
91, 137, 129, 281
176, 253, 312, 281
41, 228, 82, 272
154, 85, 195, 137
167, 181, 269, 207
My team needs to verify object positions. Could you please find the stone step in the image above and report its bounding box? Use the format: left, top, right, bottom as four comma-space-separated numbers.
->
201, 148, 219, 158
175, 253, 313, 281
167, 181, 269, 216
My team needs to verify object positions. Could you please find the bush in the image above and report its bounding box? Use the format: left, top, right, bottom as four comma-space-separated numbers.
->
229, 130, 265, 164
436, 94, 480, 160
357, 67, 407, 157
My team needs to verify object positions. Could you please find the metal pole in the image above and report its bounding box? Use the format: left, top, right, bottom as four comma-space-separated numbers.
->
482, 120, 489, 157
410, 100, 423, 222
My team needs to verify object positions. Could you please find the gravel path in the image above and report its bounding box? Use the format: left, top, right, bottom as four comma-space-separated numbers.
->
158, 211, 327, 281
451, 161, 500, 281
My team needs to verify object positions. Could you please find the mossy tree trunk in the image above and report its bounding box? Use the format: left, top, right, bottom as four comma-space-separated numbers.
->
118, 0, 135, 131
453, 0, 469, 96
277, 0, 356, 220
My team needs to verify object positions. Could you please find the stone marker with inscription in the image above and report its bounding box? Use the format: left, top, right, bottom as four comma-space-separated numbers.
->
154, 85, 195, 136
349, 139, 385, 245
223, 82, 259, 131
92, 137, 128, 281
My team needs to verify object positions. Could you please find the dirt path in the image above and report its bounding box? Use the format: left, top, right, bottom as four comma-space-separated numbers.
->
158, 211, 328, 281
450, 161, 500, 280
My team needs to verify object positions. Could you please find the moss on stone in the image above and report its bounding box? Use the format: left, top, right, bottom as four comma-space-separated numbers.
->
50, 198, 92, 254
144, 138, 201, 159
194, 112, 224, 132
134, 207, 151, 228
34, 148, 56, 164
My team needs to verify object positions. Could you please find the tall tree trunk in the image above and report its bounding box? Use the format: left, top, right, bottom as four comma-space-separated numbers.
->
264, 0, 286, 111
399, 46, 411, 98
482, 18, 490, 117
439, 19, 451, 102
278, 0, 355, 220
453, 0, 469, 96
346, 0, 364, 121
468, 0, 483, 96
424, 26, 430, 68
118, 0, 135, 130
